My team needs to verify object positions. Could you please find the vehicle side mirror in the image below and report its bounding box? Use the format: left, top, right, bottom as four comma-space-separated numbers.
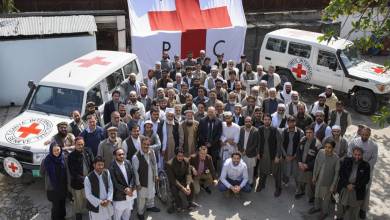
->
27, 80, 36, 89
329, 63, 337, 71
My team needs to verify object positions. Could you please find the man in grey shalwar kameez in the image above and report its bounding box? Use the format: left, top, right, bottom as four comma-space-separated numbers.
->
132, 136, 160, 220
309, 140, 339, 219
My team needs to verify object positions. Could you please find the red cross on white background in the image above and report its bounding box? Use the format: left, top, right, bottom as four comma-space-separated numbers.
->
372, 66, 384, 74
148, 0, 232, 58
75, 56, 111, 68
8, 162, 18, 173
17, 122, 41, 138
292, 64, 307, 78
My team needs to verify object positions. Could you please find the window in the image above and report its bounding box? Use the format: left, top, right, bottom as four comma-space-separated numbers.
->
86, 83, 103, 107
29, 86, 83, 116
317, 50, 338, 68
288, 42, 312, 58
266, 38, 287, 53
106, 69, 124, 91
123, 60, 139, 78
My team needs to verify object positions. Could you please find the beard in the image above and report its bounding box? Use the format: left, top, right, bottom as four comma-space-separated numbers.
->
59, 131, 67, 138
186, 120, 193, 126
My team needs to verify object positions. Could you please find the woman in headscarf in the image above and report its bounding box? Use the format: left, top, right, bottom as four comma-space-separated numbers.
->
40, 142, 68, 220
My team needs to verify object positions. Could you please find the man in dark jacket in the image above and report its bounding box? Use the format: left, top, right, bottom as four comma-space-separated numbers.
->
67, 137, 94, 220
198, 106, 223, 170
296, 126, 321, 202
109, 148, 136, 220
166, 147, 197, 213
238, 116, 259, 186
336, 146, 370, 220
103, 90, 122, 125
189, 145, 218, 195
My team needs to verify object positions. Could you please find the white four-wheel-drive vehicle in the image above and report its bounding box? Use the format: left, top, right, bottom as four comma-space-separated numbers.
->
0, 50, 143, 178
260, 28, 390, 114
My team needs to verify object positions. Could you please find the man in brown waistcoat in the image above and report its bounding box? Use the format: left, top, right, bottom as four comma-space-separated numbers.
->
132, 136, 160, 220
328, 101, 352, 136
181, 110, 199, 157
190, 145, 218, 195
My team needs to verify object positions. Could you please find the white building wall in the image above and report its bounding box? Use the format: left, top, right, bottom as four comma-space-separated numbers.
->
0, 35, 96, 106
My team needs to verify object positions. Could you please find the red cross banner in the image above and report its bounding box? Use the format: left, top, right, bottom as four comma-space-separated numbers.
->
128, 0, 247, 72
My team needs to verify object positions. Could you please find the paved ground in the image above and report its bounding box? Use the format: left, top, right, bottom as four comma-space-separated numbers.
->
0, 55, 389, 220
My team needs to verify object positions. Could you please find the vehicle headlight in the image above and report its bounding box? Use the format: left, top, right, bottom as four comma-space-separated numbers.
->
33, 152, 47, 164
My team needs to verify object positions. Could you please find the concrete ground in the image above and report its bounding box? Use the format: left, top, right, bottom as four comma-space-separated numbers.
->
0, 55, 389, 220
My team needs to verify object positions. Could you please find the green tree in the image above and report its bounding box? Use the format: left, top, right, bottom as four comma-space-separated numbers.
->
1, 0, 19, 13
321, 0, 390, 127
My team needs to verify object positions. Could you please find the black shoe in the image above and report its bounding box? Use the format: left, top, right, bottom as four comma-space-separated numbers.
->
359, 210, 367, 219
187, 201, 199, 211
274, 188, 282, 197
308, 207, 320, 214
204, 187, 212, 194
75, 213, 83, 220
309, 197, 315, 204
147, 206, 161, 212
294, 193, 305, 199
137, 214, 145, 220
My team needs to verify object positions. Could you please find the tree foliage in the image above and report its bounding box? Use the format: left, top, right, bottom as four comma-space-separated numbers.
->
321, 0, 390, 127
1, 0, 19, 13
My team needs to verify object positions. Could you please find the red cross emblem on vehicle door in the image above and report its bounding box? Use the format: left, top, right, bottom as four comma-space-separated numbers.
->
8, 162, 18, 173
148, 0, 232, 58
17, 122, 41, 138
292, 64, 307, 78
75, 56, 111, 68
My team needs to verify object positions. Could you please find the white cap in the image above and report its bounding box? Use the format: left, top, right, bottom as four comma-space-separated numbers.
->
211, 65, 218, 71
176, 72, 182, 77
144, 120, 153, 125
165, 108, 175, 115
277, 103, 286, 109
257, 65, 263, 69
326, 85, 333, 89
200, 50, 205, 54
155, 61, 161, 65
332, 125, 341, 130
223, 111, 233, 117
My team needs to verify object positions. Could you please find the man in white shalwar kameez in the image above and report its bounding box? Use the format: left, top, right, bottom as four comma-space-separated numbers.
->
220, 112, 240, 163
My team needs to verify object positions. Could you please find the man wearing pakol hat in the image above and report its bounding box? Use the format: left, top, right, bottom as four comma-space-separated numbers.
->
157, 108, 183, 162
320, 85, 339, 111
322, 125, 348, 158
119, 72, 140, 101
309, 94, 330, 123
97, 126, 122, 169
220, 111, 240, 163
271, 103, 288, 129
83, 101, 103, 127
347, 127, 378, 219
49, 121, 75, 154
180, 109, 199, 157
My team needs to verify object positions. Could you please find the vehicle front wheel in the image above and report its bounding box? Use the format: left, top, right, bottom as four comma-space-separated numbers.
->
353, 89, 377, 114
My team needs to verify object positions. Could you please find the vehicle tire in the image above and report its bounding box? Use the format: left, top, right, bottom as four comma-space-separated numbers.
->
353, 89, 377, 114
156, 170, 170, 204
277, 69, 295, 86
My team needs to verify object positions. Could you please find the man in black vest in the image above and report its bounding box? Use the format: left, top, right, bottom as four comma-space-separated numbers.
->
110, 148, 136, 220
69, 110, 85, 137
84, 156, 114, 220
296, 126, 321, 202
132, 136, 160, 220
157, 108, 182, 162
198, 106, 223, 170
256, 114, 283, 197
329, 101, 352, 136
123, 124, 142, 161
103, 90, 122, 125
336, 146, 370, 220
280, 116, 304, 196
311, 110, 332, 142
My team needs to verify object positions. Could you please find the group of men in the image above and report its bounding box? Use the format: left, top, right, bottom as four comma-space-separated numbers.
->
47, 50, 377, 220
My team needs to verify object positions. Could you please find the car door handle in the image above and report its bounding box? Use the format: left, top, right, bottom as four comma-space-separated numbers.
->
265, 57, 271, 60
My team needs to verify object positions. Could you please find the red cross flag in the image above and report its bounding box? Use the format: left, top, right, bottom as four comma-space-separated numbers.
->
128, 0, 247, 71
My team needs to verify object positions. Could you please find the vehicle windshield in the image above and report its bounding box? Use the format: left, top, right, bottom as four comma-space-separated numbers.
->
339, 47, 364, 68
29, 85, 83, 116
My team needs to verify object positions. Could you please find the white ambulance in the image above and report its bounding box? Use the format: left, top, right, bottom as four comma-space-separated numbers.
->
0, 50, 142, 178
259, 28, 390, 114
